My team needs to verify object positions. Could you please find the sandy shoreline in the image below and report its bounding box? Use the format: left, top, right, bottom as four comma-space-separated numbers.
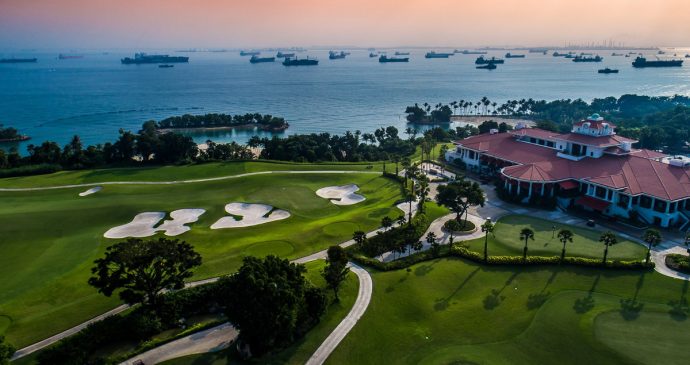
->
157, 124, 288, 133
450, 115, 536, 127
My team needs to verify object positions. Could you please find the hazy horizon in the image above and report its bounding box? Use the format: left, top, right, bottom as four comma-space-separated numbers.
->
2, 0, 690, 50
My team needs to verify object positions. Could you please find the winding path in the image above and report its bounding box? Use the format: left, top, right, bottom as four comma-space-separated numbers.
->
0, 170, 380, 191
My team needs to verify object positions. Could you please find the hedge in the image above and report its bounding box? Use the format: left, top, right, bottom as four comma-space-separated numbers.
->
665, 254, 690, 274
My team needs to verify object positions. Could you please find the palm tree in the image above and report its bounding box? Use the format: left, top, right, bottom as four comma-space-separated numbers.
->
481, 219, 494, 262
381, 216, 393, 232
352, 230, 367, 249
416, 178, 430, 213
642, 229, 662, 265
599, 231, 618, 265
427, 231, 440, 256
520, 227, 535, 260
557, 229, 574, 261
391, 154, 401, 176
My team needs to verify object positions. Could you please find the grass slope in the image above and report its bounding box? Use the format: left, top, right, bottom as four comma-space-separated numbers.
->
0, 169, 401, 347
327, 257, 690, 365
462, 214, 647, 261
159, 260, 359, 365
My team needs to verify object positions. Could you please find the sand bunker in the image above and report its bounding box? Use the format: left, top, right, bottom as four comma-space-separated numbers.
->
104, 212, 166, 239
79, 186, 102, 196
316, 184, 365, 205
211, 203, 290, 229
156, 209, 206, 236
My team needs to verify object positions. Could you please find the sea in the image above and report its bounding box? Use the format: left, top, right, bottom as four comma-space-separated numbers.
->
1, 48, 690, 152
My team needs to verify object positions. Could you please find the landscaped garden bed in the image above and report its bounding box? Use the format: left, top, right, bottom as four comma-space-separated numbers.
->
443, 219, 476, 234
665, 253, 690, 274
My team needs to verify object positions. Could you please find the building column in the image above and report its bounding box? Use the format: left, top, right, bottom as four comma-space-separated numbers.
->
517, 182, 521, 195
528, 182, 533, 198
540, 183, 545, 196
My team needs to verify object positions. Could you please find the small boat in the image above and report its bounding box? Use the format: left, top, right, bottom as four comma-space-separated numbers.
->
597, 67, 618, 74
329, 51, 347, 60
475, 56, 504, 64
379, 55, 409, 63
505, 53, 525, 58
685, 54, 690, 58
369, 52, 378, 58
658, 50, 666, 55
476, 62, 497, 70
158, 64, 174, 68
611, 53, 623, 56
249, 56, 275, 63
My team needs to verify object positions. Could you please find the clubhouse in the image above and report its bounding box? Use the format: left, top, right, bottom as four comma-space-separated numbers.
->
446, 114, 690, 229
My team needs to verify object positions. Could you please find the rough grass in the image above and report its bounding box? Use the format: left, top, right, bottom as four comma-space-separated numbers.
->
0, 168, 401, 348
158, 260, 359, 365
327, 257, 690, 365
462, 214, 647, 261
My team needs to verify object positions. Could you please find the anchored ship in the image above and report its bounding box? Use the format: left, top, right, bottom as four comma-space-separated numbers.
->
505, 53, 525, 58
329, 51, 347, 60
598, 67, 619, 74
0, 58, 37, 63
240, 51, 260, 56
572, 55, 603, 62
425, 52, 453, 59
250, 56, 275, 63
282, 57, 318, 66
475, 56, 504, 64
632, 56, 683, 68
121, 53, 189, 64
379, 55, 409, 63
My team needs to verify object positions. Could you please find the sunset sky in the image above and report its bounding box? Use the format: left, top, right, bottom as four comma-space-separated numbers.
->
1, 0, 689, 49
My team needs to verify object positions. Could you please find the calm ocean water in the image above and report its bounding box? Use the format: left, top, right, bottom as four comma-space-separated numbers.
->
1, 48, 690, 151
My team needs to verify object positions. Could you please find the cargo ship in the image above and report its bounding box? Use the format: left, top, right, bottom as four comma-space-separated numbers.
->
395, 51, 410, 55
282, 57, 318, 66
505, 53, 525, 58
276, 52, 295, 58
121, 53, 189, 64
475, 56, 504, 64
598, 67, 618, 74
425, 52, 453, 59
0, 58, 37, 63
58, 54, 83, 59
379, 55, 409, 63
572, 55, 603, 62
329, 51, 347, 60
457, 50, 487, 55
240, 51, 260, 56
250, 56, 275, 63
632, 56, 683, 68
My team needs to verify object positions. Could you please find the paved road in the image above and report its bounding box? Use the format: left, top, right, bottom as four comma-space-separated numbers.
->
120, 323, 237, 365
304, 264, 372, 365
0, 170, 380, 191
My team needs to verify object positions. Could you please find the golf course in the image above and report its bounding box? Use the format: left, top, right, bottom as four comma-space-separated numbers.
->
326, 257, 690, 365
0, 161, 402, 348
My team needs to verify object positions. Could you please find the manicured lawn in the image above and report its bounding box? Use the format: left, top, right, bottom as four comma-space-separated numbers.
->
462, 214, 647, 261
327, 257, 690, 365
0, 169, 401, 348
159, 260, 359, 365
0, 160, 385, 189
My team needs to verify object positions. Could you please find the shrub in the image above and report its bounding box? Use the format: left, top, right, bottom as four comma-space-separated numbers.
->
443, 219, 475, 232
666, 254, 690, 274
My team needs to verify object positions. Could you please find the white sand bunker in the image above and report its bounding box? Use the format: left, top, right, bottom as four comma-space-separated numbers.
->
104, 212, 166, 239
104, 209, 206, 238
79, 186, 102, 196
156, 209, 206, 236
211, 203, 290, 229
316, 184, 366, 205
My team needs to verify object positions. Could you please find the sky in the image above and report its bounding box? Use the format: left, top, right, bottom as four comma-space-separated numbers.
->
1, 0, 689, 49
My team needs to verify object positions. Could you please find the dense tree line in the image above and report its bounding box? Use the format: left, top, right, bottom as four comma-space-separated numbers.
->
0, 124, 25, 141
248, 126, 416, 162
155, 113, 289, 130
405, 103, 453, 123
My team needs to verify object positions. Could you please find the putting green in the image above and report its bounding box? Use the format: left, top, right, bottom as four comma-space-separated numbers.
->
0, 168, 402, 348
327, 257, 690, 365
462, 214, 647, 261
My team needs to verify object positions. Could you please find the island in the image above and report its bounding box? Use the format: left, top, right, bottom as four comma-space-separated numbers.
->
0, 124, 30, 142
153, 113, 289, 132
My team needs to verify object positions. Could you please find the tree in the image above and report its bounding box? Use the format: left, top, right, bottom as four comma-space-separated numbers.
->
436, 179, 485, 228
381, 216, 393, 232
642, 229, 662, 265
426, 232, 440, 256
519, 228, 535, 260
481, 219, 494, 262
322, 246, 350, 302
352, 230, 367, 249
557, 229, 574, 261
220, 255, 326, 357
416, 178, 430, 213
397, 214, 406, 227
0, 336, 15, 365
88, 238, 202, 312
599, 231, 618, 265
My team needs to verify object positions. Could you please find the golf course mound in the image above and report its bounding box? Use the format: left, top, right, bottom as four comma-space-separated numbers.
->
104, 212, 166, 238
78, 186, 102, 196
211, 203, 290, 229
156, 209, 206, 236
316, 184, 365, 205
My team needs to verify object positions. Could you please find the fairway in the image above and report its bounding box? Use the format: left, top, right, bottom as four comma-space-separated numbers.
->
0, 168, 402, 348
463, 214, 647, 261
327, 257, 690, 365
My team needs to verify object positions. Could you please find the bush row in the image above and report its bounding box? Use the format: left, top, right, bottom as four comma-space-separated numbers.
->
665, 254, 690, 274
357, 213, 429, 257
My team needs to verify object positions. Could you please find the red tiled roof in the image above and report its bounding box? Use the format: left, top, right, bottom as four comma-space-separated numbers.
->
576, 196, 611, 211
550, 133, 637, 147
509, 128, 557, 140
456, 131, 690, 201
558, 180, 579, 190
